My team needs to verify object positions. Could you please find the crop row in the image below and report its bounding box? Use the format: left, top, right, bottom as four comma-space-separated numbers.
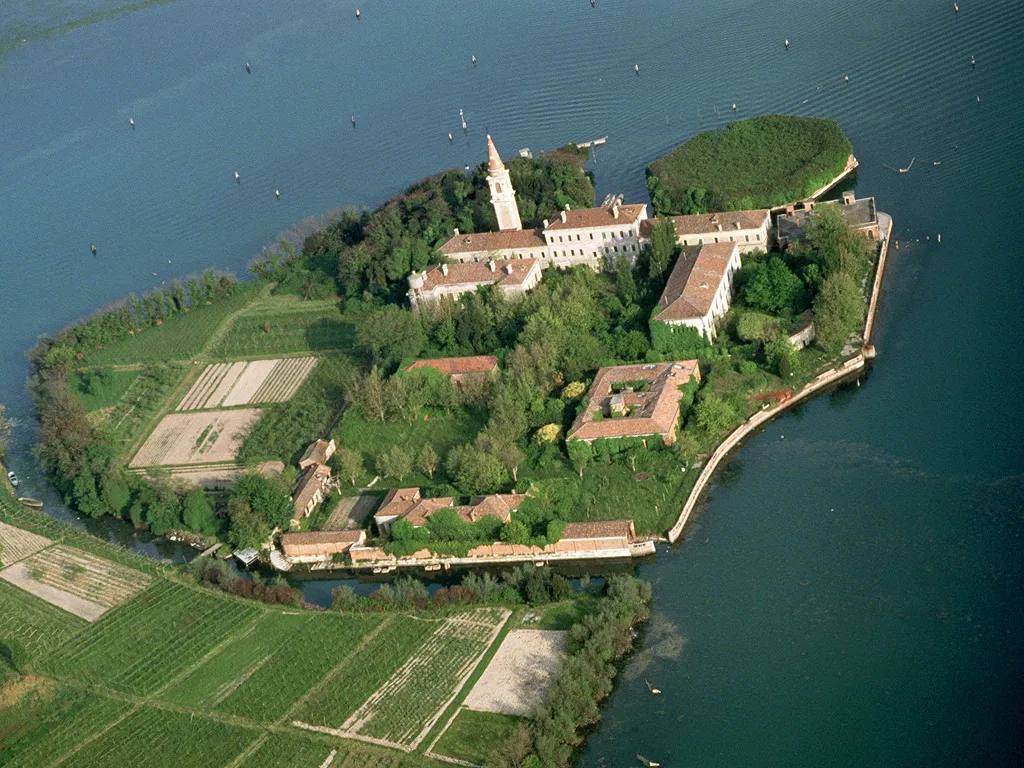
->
59, 705, 259, 768
345, 610, 509, 746
0, 689, 133, 768
250, 357, 317, 404
19, 545, 151, 608
178, 362, 237, 411
291, 615, 438, 728
0, 579, 87, 659
0, 520, 52, 566
40, 581, 261, 695
215, 611, 382, 722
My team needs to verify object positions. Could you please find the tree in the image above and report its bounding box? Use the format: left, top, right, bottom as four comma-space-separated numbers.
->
182, 489, 219, 536
742, 257, 804, 314
614, 252, 637, 305
143, 484, 183, 535
447, 444, 508, 493
377, 444, 413, 480
535, 423, 561, 444
231, 473, 293, 531
99, 471, 131, 517
813, 272, 863, 354
418, 443, 439, 479
647, 218, 678, 282
335, 447, 364, 485
332, 585, 357, 611
348, 367, 387, 422
692, 390, 738, 440
227, 497, 270, 550
354, 305, 425, 370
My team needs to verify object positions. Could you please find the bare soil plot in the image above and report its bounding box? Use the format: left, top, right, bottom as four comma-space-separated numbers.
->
462, 629, 567, 716
221, 359, 278, 406
130, 409, 261, 467
0, 521, 53, 566
0, 563, 108, 621
176, 357, 317, 411
323, 495, 380, 531
17, 545, 151, 608
161, 465, 246, 488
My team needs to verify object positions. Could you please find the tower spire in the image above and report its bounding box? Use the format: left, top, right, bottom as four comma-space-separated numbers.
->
485, 135, 522, 231
486, 134, 504, 172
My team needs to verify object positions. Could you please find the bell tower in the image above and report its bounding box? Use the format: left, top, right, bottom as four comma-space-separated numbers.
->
486, 134, 522, 231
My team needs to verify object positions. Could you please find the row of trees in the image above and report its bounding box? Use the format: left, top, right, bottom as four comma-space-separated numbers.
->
33, 270, 236, 373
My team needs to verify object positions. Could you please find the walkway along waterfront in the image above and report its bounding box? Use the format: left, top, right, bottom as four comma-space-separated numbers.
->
667, 213, 894, 544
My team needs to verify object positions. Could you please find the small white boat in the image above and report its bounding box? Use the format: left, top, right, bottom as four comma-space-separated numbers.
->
7, 471, 18, 488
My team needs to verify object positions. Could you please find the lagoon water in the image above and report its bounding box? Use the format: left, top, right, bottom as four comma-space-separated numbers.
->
1, 0, 1022, 763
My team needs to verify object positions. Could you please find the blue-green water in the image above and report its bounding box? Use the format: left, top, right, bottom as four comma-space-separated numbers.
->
1, 0, 1021, 763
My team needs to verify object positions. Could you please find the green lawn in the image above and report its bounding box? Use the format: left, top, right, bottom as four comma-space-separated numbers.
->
68, 368, 141, 411
85, 283, 264, 366
239, 733, 447, 768
211, 297, 355, 358
536, 595, 600, 630
433, 709, 522, 765
0, 580, 88, 660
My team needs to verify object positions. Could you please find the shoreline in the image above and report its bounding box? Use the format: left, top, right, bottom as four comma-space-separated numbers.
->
769, 153, 860, 213
667, 213, 893, 544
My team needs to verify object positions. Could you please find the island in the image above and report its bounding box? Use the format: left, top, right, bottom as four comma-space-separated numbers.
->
9, 117, 893, 767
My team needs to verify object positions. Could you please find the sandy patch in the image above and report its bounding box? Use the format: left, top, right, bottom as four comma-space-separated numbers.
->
130, 409, 261, 467
0, 563, 109, 621
0, 522, 52, 567
323, 495, 379, 531
202, 361, 248, 408
463, 630, 567, 716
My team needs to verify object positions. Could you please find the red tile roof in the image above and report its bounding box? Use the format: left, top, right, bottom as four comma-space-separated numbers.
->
281, 530, 366, 558
418, 259, 538, 291
639, 210, 769, 239
487, 134, 504, 172
439, 229, 546, 255
292, 464, 331, 518
405, 356, 498, 376
566, 361, 700, 442
653, 243, 738, 322
544, 204, 646, 231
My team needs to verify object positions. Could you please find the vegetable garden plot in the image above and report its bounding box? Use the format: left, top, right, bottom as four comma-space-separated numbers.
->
0, 520, 52, 566
58, 705, 260, 768
13, 545, 151, 608
221, 359, 279, 406
0, 688, 133, 768
0, 579, 87, 659
249, 357, 317, 404
340, 609, 509, 748
291, 615, 437, 729
39, 581, 260, 695
177, 362, 230, 411
215, 612, 382, 722
159, 611, 308, 708
129, 408, 261, 467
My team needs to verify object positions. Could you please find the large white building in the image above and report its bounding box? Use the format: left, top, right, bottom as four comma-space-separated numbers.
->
641, 209, 771, 254
407, 258, 542, 308
652, 242, 741, 340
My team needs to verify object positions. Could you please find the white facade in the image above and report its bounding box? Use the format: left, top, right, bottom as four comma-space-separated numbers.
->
486, 135, 523, 231
407, 259, 542, 309
540, 203, 648, 269
654, 242, 742, 341
642, 210, 771, 255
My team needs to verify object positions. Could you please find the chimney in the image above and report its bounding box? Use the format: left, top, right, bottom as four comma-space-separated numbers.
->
564, 204, 571, 211
612, 204, 620, 219
734, 221, 741, 230
560, 210, 567, 223
716, 222, 723, 232
842, 191, 855, 205
441, 263, 449, 276
488, 259, 496, 272
543, 219, 550, 229
785, 204, 795, 215
453, 227, 460, 236
504, 264, 514, 275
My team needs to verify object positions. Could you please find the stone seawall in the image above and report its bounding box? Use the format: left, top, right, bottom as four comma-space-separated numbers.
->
667, 213, 893, 544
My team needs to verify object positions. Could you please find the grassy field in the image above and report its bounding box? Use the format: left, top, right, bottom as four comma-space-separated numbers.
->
432, 709, 521, 765
293, 615, 437, 728
211, 297, 355, 358
0, 579, 88, 659
0, 687, 134, 768
646, 115, 853, 214
240, 733, 442, 768
85, 283, 265, 366
59, 705, 259, 768
39, 581, 261, 695
67, 367, 142, 411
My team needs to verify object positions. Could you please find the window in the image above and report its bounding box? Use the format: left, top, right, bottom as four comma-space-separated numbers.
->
698, 238, 703, 245
577, 234, 581, 241
559, 236, 564, 243
620, 231, 626, 238
745, 235, 750, 242
495, 183, 502, 192
603, 232, 607, 239
571, 249, 575, 256
590, 233, 594, 240
613, 246, 619, 252
714, 237, 719, 243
